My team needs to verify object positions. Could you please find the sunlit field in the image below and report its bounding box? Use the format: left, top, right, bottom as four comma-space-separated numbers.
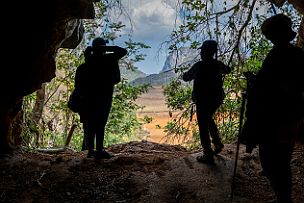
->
136, 86, 184, 145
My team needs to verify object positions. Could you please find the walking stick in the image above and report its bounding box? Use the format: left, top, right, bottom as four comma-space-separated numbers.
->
230, 90, 247, 202
189, 102, 195, 122
230, 73, 251, 202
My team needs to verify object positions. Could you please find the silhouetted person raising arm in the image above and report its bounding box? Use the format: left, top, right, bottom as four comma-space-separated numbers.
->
244, 14, 304, 203
75, 37, 127, 159
183, 40, 231, 164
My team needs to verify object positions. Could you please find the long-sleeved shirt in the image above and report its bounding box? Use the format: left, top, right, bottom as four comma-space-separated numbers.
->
183, 58, 231, 103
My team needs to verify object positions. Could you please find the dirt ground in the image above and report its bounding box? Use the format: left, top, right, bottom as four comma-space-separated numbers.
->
0, 141, 303, 203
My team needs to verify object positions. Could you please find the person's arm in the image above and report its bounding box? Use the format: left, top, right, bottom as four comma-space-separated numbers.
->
105, 46, 128, 59
104, 46, 126, 85
218, 61, 231, 74
182, 62, 200, 81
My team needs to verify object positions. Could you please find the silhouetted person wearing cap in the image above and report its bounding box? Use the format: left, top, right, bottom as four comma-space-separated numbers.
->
183, 40, 231, 164
244, 14, 304, 203
74, 37, 127, 159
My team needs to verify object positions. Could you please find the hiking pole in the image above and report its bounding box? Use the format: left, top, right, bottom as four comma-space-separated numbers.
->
230, 76, 248, 202
189, 102, 195, 122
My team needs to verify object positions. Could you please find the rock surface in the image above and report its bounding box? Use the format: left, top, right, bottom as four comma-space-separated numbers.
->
0, 141, 303, 203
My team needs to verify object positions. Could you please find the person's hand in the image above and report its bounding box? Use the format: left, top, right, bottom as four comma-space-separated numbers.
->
243, 71, 255, 80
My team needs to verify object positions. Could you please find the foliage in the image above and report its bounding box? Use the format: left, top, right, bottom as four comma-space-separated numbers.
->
143, 115, 153, 124
105, 80, 149, 146
163, 79, 192, 111
21, 92, 37, 147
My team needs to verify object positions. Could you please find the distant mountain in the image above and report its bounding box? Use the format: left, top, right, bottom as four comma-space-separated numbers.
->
130, 71, 177, 86
120, 66, 147, 82
161, 47, 198, 73
131, 47, 198, 86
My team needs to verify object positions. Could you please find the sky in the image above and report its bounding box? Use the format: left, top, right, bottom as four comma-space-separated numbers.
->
117, 0, 180, 74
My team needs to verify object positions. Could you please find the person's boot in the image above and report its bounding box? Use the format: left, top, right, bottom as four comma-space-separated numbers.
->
213, 142, 224, 154
95, 149, 114, 160
196, 148, 214, 164
87, 150, 96, 158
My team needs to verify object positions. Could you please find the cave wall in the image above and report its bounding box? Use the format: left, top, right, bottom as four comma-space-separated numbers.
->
297, 18, 304, 48
0, 0, 98, 155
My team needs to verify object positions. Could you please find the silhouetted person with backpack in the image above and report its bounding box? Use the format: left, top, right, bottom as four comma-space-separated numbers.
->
243, 14, 304, 203
68, 46, 94, 151
183, 40, 231, 164
79, 45, 92, 151
74, 37, 127, 159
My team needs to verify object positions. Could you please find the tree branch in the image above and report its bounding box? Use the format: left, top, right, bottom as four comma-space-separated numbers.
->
228, 0, 257, 66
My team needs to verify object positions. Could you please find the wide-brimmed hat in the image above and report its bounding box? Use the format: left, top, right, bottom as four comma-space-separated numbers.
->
261, 14, 297, 42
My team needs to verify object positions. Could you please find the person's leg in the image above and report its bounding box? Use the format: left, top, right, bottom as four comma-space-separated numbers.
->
259, 142, 294, 203
86, 120, 96, 157
95, 95, 113, 159
95, 123, 113, 159
196, 104, 214, 163
208, 118, 224, 154
208, 101, 224, 153
95, 123, 105, 152
81, 123, 89, 151
196, 105, 212, 149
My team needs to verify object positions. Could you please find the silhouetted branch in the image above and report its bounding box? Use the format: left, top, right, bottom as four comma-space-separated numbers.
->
228, 0, 257, 66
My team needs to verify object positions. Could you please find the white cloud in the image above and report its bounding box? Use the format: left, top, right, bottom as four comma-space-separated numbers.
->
121, 0, 179, 40
110, 0, 181, 74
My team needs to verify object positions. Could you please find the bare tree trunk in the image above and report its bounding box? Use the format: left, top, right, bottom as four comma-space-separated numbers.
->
31, 83, 46, 146
65, 124, 77, 147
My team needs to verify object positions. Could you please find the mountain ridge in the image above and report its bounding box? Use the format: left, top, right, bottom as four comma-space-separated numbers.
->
131, 47, 198, 86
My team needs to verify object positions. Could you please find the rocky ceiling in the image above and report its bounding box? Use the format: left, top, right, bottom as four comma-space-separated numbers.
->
2, 0, 98, 100
271, 0, 304, 13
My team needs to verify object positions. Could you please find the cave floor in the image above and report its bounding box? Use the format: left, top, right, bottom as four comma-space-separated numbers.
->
0, 141, 303, 203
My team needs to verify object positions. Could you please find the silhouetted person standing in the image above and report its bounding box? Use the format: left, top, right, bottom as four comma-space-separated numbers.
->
75, 38, 127, 159
79, 45, 92, 151
244, 14, 304, 203
183, 40, 231, 164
